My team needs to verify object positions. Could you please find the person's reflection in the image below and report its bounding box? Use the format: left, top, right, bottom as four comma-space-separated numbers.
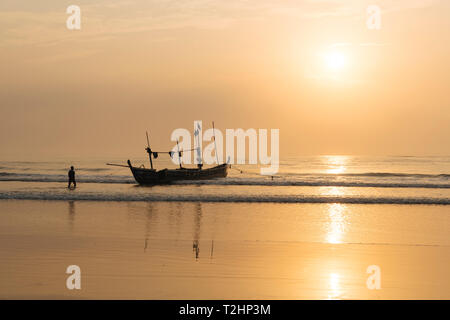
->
67, 201, 75, 231
192, 240, 199, 260
192, 202, 202, 261
210, 240, 214, 260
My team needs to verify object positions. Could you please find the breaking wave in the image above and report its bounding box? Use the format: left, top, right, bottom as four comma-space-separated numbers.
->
0, 172, 135, 184
0, 172, 449, 189
0, 191, 448, 204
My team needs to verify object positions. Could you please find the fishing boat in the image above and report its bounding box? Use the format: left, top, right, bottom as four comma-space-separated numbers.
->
126, 160, 229, 185
108, 127, 230, 185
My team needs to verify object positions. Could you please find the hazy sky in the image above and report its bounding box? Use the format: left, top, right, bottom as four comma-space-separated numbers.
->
0, 0, 449, 159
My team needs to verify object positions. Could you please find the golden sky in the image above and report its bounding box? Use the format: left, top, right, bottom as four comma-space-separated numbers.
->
0, 0, 449, 159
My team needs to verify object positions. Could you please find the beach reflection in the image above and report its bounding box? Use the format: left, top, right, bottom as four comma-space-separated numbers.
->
144, 203, 157, 251
327, 273, 342, 300
2, 200, 446, 299
145, 203, 156, 236
67, 201, 75, 231
326, 203, 347, 244
191, 203, 215, 261
192, 203, 202, 260
320, 186, 344, 196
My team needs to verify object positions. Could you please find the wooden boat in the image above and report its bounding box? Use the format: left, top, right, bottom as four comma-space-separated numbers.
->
109, 128, 230, 185
127, 160, 229, 185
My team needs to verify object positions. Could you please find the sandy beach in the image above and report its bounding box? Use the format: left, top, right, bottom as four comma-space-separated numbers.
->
1, 200, 448, 299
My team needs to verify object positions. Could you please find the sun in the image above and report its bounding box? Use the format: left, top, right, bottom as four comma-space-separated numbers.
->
323, 51, 347, 72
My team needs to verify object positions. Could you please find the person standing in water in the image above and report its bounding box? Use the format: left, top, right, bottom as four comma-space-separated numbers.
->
68, 166, 76, 189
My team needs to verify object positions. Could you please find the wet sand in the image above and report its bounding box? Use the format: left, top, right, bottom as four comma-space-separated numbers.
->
0, 200, 449, 299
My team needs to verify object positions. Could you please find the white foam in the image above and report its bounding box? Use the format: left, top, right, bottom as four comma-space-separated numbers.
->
0, 173, 449, 189
0, 191, 448, 205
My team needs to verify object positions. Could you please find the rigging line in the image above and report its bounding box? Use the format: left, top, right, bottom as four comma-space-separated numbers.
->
212, 121, 220, 165
152, 147, 199, 153
231, 166, 286, 180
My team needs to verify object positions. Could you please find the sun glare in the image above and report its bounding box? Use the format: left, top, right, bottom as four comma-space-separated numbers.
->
323, 51, 347, 72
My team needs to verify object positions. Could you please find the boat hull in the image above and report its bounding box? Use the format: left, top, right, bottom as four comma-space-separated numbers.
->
127, 160, 230, 185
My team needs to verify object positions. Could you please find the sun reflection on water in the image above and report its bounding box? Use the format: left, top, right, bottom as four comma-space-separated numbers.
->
323, 155, 349, 174
326, 203, 347, 244
320, 186, 344, 196
327, 273, 342, 300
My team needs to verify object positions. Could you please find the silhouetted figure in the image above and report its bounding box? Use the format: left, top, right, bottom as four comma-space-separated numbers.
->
193, 240, 200, 260
68, 166, 76, 189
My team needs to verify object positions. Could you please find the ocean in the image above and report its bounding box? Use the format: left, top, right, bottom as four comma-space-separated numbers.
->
0, 155, 449, 299
0, 155, 449, 204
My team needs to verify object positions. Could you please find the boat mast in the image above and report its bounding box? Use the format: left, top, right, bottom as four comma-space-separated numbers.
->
146, 131, 154, 170
176, 139, 183, 169
212, 121, 220, 165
